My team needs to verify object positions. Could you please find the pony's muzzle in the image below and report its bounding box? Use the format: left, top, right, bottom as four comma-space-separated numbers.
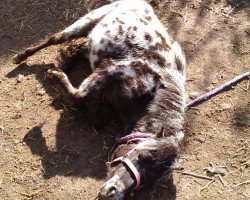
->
99, 184, 117, 199
99, 176, 127, 200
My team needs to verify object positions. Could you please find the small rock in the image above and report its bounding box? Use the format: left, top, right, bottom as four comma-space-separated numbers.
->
12, 113, 22, 119
189, 91, 200, 100
206, 85, 214, 92
205, 167, 227, 176
221, 103, 232, 110
14, 139, 20, 144
197, 136, 206, 143
16, 74, 25, 83
37, 89, 46, 96
212, 79, 218, 84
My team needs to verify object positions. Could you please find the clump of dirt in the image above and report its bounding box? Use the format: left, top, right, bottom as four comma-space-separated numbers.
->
0, 0, 249, 200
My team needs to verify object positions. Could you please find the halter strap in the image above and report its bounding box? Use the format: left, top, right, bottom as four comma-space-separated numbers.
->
116, 132, 151, 144
122, 157, 141, 189
107, 132, 152, 190
107, 148, 141, 189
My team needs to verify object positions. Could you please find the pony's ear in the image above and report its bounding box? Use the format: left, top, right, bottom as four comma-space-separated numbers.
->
138, 151, 155, 166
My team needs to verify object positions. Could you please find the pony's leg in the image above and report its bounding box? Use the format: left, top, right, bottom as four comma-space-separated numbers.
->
48, 69, 84, 98
12, 2, 118, 64
48, 68, 109, 98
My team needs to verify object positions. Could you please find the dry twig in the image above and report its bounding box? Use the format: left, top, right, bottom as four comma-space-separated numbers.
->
20, 189, 43, 198
235, 180, 250, 187
182, 172, 214, 181
200, 179, 215, 192
217, 174, 226, 187
187, 71, 250, 109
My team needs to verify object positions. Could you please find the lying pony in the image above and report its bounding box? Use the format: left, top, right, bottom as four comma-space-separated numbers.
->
13, 0, 186, 199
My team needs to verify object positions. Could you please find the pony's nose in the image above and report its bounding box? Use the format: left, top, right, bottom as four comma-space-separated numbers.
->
99, 185, 117, 198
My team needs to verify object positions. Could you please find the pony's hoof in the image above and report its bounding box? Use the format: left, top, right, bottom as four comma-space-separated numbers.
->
47, 69, 56, 78
47, 69, 64, 79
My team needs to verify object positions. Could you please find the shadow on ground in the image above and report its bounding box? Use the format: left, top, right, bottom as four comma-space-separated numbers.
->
0, 0, 87, 56
6, 59, 120, 180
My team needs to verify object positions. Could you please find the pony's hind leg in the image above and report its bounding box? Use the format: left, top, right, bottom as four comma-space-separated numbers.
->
47, 69, 85, 98
48, 67, 110, 99
12, 2, 117, 64
12, 33, 67, 64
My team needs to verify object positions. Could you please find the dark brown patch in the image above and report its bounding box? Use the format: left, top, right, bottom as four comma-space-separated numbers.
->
133, 26, 138, 31
100, 39, 105, 44
101, 23, 108, 28
89, 38, 93, 46
174, 55, 185, 73
106, 41, 113, 49
140, 18, 148, 25
145, 16, 152, 21
96, 42, 127, 63
149, 41, 169, 52
118, 25, 124, 35
114, 36, 119, 41
155, 31, 170, 50
148, 42, 168, 65
124, 35, 144, 51
115, 17, 125, 24
144, 33, 152, 42
105, 30, 111, 35
123, 30, 167, 67
130, 61, 160, 81
145, 48, 167, 67
94, 58, 113, 69
128, 43, 167, 67
131, 34, 136, 39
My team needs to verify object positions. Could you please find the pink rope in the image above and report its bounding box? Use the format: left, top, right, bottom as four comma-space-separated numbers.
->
186, 71, 250, 109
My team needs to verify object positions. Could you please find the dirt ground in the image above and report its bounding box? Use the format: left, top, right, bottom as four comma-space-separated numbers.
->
0, 0, 249, 199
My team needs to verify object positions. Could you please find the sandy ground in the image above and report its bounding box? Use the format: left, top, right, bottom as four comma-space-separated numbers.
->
0, 0, 249, 199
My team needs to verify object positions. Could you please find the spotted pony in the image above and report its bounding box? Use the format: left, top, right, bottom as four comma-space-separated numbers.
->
13, 0, 186, 199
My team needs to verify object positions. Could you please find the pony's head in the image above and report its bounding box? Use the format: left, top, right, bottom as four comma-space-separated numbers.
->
98, 136, 179, 199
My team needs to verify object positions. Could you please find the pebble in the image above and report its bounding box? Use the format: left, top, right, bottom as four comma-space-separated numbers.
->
17, 74, 25, 83
212, 79, 218, 84
37, 89, 46, 96
206, 85, 214, 92
221, 103, 232, 110
197, 137, 206, 143
14, 139, 20, 144
189, 91, 200, 99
